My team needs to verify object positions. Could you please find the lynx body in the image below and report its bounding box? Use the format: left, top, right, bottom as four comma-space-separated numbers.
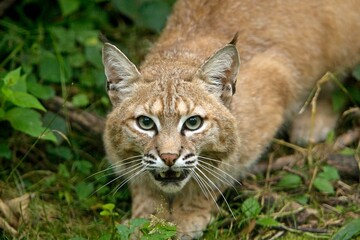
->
102, 0, 360, 238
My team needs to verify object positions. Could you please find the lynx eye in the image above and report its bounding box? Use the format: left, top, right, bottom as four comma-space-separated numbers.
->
137, 116, 156, 131
183, 116, 203, 131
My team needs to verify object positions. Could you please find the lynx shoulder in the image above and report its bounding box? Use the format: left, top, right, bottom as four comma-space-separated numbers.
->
102, 0, 360, 238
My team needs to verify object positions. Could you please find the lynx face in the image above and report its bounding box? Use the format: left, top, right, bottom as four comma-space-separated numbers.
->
103, 42, 240, 194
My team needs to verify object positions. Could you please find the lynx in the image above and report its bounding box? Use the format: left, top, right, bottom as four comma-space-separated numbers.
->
102, 0, 360, 238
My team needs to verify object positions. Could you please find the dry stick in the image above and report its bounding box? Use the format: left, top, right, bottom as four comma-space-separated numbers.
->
333, 127, 360, 151
44, 96, 105, 137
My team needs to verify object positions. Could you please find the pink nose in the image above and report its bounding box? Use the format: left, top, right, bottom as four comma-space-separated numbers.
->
160, 153, 179, 166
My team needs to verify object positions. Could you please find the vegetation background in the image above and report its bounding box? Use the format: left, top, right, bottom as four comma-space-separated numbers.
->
0, 0, 359, 239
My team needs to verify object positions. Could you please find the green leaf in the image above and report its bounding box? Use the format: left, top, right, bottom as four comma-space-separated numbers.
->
348, 86, 360, 103
58, 0, 81, 16
340, 147, 355, 156
256, 217, 281, 227
277, 174, 302, 189
71, 93, 89, 107
116, 224, 132, 240
75, 182, 94, 200
111, 0, 139, 22
39, 51, 61, 83
4, 107, 56, 142
313, 177, 334, 194
112, 0, 173, 32
68, 53, 86, 68
99, 210, 110, 216
3, 68, 27, 93
58, 163, 70, 178
129, 218, 148, 230
27, 81, 55, 100
47, 146, 73, 160
139, 1, 171, 32
73, 160, 93, 175
332, 218, 360, 240
76, 30, 100, 46
318, 166, 340, 181
0, 142, 11, 159
50, 27, 76, 52
3, 67, 21, 87
85, 46, 102, 68
97, 234, 112, 240
43, 112, 68, 143
241, 197, 261, 219
294, 195, 309, 205
102, 203, 115, 212
331, 90, 348, 113
10, 91, 46, 111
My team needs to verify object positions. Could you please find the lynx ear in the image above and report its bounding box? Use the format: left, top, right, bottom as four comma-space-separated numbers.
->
196, 44, 240, 108
102, 43, 141, 105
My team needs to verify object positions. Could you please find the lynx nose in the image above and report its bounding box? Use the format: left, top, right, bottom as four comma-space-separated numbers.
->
160, 153, 179, 167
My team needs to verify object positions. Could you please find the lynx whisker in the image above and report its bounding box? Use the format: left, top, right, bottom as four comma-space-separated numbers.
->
112, 166, 148, 195
197, 164, 238, 194
195, 167, 236, 218
87, 155, 143, 179
198, 155, 234, 168
190, 170, 210, 198
91, 161, 143, 185
198, 159, 242, 187
192, 170, 222, 212
93, 162, 144, 195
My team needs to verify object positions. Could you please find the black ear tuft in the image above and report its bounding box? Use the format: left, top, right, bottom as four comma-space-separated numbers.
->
229, 32, 239, 45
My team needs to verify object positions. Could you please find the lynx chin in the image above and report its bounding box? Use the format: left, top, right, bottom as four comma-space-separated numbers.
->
102, 0, 360, 238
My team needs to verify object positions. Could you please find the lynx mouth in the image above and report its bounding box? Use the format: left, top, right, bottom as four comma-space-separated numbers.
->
153, 170, 190, 183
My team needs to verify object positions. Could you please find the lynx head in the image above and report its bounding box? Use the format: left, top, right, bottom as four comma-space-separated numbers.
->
102, 42, 240, 193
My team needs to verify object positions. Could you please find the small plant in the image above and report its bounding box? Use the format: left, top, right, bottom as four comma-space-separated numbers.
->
99, 204, 176, 240
332, 218, 360, 240
313, 166, 340, 194
0, 68, 57, 143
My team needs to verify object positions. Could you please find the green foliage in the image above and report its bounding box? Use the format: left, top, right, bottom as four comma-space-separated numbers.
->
313, 166, 340, 194
241, 197, 261, 219
100, 203, 119, 217
240, 197, 281, 230
277, 173, 303, 189
99, 204, 177, 240
256, 217, 281, 228
332, 218, 360, 240
0, 68, 57, 142
121, 217, 176, 240
112, 0, 175, 33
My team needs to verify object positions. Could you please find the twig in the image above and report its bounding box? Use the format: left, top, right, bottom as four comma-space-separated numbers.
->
333, 127, 360, 151
44, 96, 105, 137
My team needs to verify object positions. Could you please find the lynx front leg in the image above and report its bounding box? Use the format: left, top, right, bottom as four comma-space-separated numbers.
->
131, 182, 214, 239
130, 181, 165, 219
170, 193, 215, 240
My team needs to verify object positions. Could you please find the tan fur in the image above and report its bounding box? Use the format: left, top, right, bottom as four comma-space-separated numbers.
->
103, 0, 360, 238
